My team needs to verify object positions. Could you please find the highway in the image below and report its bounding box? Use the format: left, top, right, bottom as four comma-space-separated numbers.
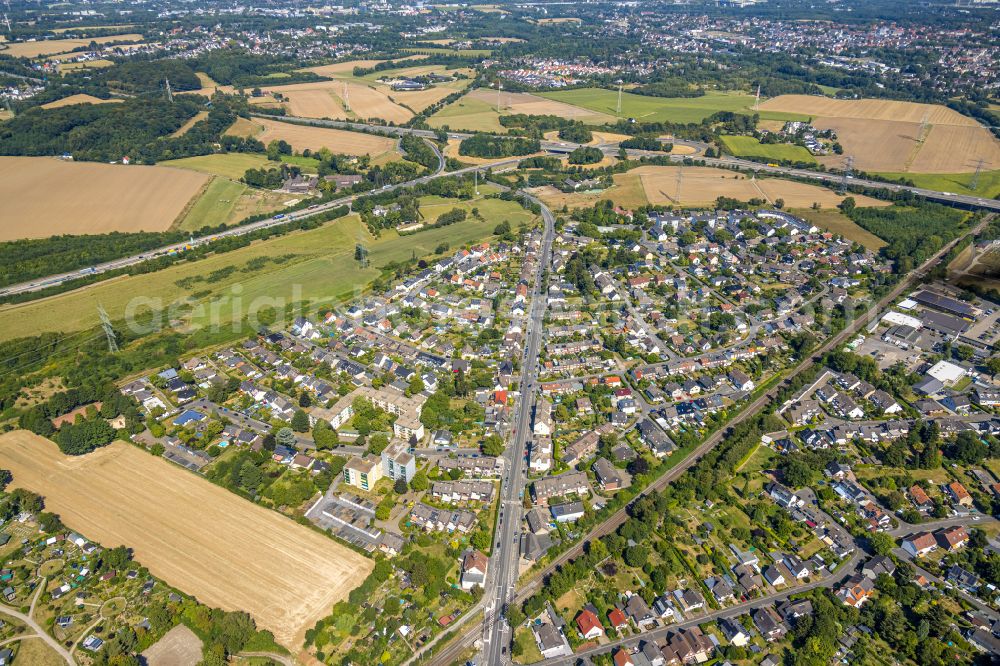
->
5, 117, 998, 298
0, 139, 518, 298
274, 115, 1000, 213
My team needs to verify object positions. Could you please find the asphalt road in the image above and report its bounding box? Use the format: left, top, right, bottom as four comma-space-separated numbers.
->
480, 196, 556, 666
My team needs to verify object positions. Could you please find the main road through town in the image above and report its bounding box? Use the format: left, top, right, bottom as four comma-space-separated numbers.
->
480, 196, 555, 666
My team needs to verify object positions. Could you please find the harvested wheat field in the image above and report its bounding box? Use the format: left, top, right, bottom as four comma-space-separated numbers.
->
813, 117, 923, 173
758, 95, 978, 125
282, 86, 349, 118
0, 432, 374, 648
170, 111, 208, 137
467, 88, 615, 123
40, 93, 122, 109
224, 116, 263, 138
264, 79, 412, 123
0, 157, 209, 240
908, 123, 1000, 173
253, 117, 399, 155
633, 165, 889, 209
304, 56, 426, 78
527, 171, 650, 211
59, 59, 114, 72
543, 130, 632, 146
0, 33, 143, 58
388, 78, 472, 113
759, 95, 1000, 173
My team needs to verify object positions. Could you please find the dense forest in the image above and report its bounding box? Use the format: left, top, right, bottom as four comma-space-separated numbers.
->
458, 134, 540, 158
0, 231, 189, 289
188, 51, 328, 87
843, 200, 969, 273
0, 95, 202, 161
0, 93, 255, 163
103, 59, 201, 94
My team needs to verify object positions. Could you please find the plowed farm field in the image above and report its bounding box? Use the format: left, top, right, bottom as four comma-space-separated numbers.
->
0, 431, 373, 649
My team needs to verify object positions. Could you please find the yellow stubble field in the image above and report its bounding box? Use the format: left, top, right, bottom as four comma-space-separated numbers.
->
759, 94, 1000, 173
633, 165, 890, 209
249, 117, 399, 156
0, 431, 373, 649
0, 157, 209, 240
0, 33, 144, 58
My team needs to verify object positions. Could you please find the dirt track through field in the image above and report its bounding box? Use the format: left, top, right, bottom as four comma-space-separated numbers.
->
0, 432, 373, 649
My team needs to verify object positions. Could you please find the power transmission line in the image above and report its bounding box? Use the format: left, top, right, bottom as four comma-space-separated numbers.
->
838, 155, 854, 194
98, 304, 119, 353
970, 158, 989, 192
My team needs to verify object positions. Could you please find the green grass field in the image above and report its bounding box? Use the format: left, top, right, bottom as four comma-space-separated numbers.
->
719, 135, 817, 163
873, 170, 1000, 199
175, 177, 289, 232
177, 178, 248, 231
538, 88, 810, 124
279, 154, 321, 171
0, 196, 536, 340
418, 189, 535, 228
427, 95, 505, 133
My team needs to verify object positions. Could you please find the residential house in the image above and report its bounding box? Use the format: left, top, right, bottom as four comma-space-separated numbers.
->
719, 618, 751, 647
593, 457, 631, 491
936, 525, 969, 551
626, 593, 657, 630
576, 607, 604, 640
661, 627, 715, 664
836, 575, 875, 608
752, 606, 787, 642
946, 482, 974, 507
460, 550, 488, 590
902, 532, 938, 558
